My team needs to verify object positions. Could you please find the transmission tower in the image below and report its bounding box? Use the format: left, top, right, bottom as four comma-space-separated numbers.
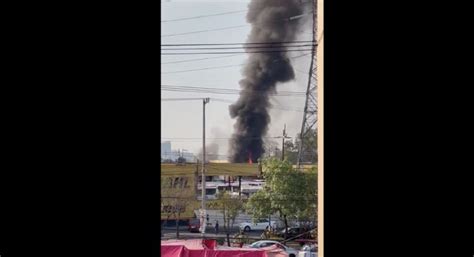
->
297, 0, 318, 166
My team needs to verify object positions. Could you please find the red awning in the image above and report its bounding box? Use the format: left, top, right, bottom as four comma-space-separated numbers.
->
161, 239, 270, 257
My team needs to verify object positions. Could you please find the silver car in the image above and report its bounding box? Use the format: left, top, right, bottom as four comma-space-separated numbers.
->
238, 219, 276, 232
298, 244, 318, 257
247, 240, 298, 257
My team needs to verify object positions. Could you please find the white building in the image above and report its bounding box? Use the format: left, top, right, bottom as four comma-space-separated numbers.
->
161, 141, 197, 162
161, 141, 172, 159
197, 179, 265, 200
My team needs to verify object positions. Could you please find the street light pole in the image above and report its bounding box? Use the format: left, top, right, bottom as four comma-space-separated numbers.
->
201, 97, 210, 237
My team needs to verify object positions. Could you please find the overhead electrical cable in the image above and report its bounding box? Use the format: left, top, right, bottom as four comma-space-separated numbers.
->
161, 12, 311, 38
161, 10, 246, 23
161, 25, 248, 38
161, 48, 314, 55
161, 54, 241, 64
161, 44, 316, 51
160, 85, 306, 96
161, 52, 313, 73
161, 52, 311, 65
161, 40, 315, 46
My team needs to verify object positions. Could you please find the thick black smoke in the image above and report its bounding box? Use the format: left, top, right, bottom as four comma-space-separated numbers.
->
229, 0, 304, 163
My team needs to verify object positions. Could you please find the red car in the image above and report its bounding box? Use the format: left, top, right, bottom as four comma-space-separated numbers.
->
188, 219, 200, 233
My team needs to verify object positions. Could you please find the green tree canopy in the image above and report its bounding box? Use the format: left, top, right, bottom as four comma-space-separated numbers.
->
246, 158, 317, 236
216, 191, 244, 246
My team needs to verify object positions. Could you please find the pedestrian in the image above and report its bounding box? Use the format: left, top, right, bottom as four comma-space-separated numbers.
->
262, 226, 269, 239
215, 220, 219, 234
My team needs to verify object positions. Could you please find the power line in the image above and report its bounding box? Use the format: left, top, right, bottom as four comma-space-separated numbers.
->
162, 25, 248, 38
161, 52, 311, 68
161, 51, 308, 74
161, 97, 205, 101
161, 64, 242, 74
161, 97, 304, 112
161, 10, 246, 23
161, 54, 241, 64
161, 44, 317, 51
161, 48, 314, 55
161, 85, 306, 96
161, 12, 311, 38
161, 89, 306, 97
162, 40, 315, 46
211, 98, 304, 112
161, 1, 312, 23
212, 97, 302, 105
161, 136, 284, 140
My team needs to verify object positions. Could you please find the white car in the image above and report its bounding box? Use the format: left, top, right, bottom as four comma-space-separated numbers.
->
238, 219, 276, 232
247, 240, 298, 257
298, 244, 318, 257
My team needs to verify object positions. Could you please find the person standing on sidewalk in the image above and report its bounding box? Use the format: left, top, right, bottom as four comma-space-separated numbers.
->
215, 220, 219, 234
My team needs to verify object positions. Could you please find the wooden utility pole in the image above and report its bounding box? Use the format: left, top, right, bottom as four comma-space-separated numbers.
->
281, 124, 290, 160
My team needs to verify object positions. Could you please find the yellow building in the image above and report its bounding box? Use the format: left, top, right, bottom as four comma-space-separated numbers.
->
160, 162, 316, 221
160, 162, 261, 221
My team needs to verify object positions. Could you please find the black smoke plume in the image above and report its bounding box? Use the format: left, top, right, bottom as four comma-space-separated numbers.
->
229, 0, 304, 163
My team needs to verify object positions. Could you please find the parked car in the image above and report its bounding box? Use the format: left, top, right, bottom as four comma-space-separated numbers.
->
188, 219, 200, 233
247, 240, 298, 257
298, 244, 317, 257
276, 227, 314, 239
238, 219, 276, 232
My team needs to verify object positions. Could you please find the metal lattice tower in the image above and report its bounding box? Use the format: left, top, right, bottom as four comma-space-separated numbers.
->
297, 0, 318, 166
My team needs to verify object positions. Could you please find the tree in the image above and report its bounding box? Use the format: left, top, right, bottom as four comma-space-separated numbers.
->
216, 191, 243, 246
177, 156, 186, 164
263, 139, 298, 164
283, 139, 298, 164
296, 167, 317, 228
295, 129, 317, 163
263, 134, 315, 165
246, 158, 317, 238
245, 189, 275, 237
161, 177, 192, 239
246, 190, 273, 221
263, 139, 280, 159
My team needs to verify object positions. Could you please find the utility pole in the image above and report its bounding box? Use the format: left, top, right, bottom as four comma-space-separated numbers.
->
238, 176, 242, 200
281, 124, 290, 161
201, 97, 210, 237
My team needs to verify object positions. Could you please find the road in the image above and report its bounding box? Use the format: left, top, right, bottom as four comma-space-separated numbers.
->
161, 226, 264, 240
161, 226, 310, 251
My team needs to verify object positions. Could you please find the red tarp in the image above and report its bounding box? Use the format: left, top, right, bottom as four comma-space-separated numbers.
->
260, 245, 289, 257
161, 240, 270, 257
161, 245, 269, 257
161, 239, 205, 250
203, 239, 217, 249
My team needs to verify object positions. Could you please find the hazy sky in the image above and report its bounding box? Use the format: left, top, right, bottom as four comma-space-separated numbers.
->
161, 0, 313, 158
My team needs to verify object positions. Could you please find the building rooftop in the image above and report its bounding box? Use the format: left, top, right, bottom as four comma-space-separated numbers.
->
160, 163, 261, 176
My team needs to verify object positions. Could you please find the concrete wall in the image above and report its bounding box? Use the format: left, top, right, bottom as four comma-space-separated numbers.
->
194, 209, 284, 230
